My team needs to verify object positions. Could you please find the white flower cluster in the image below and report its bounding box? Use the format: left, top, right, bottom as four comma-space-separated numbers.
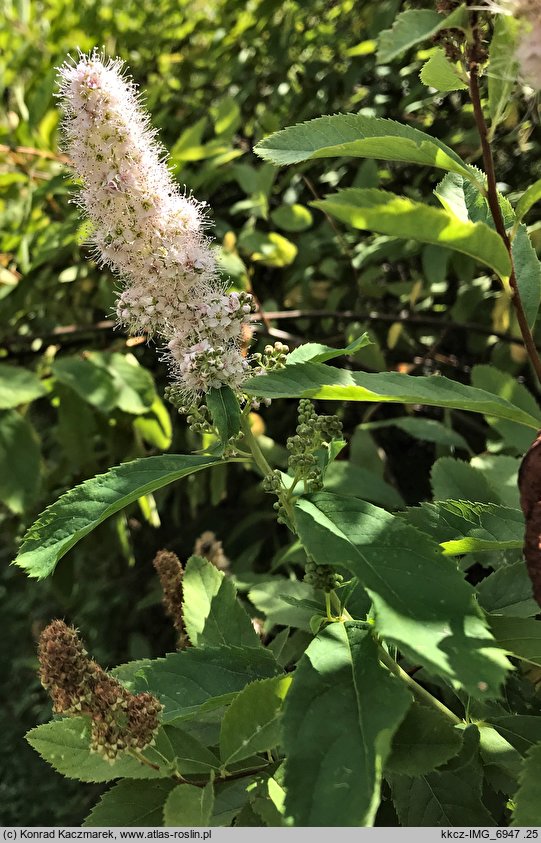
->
488, 0, 541, 89
57, 50, 253, 397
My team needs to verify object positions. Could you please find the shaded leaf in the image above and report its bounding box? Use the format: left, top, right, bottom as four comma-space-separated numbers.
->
133, 646, 281, 724
283, 624, 411, 826
386, 703, 463, 776
377, 7, 466, 64
478, 563, 537, 618
0, 362, 46, 408
295, 492, 511, 696
220, 676, 292, 765
0, 409, 41, 514
512, 224, 541, 329
164, 782, 214, 827
512, 744, 541, 826
390, 726, 494, 826
489, 615, 541, 667
84, 780, 175, 827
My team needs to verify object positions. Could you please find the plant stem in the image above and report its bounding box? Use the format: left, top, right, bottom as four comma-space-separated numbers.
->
468, 64, 541, 384
240, 413, 296, 527
377, 645, 462, 725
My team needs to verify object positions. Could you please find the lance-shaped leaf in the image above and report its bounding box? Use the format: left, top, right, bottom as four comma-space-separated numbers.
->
206, 385, 241, 445
14, 454, 224, 580
182, 555, 261, 648
312, 189, 511, 280
243, 365, 541, 430
283, 624, 411, 826
255, 114, 479, 184
286, 333, 371, 365
515, 178, 541, 227
295, 492, 511, 697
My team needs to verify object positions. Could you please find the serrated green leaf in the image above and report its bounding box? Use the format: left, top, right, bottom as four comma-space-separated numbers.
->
431, 457, 494, 504
386, 703, 463, 776
401, 499, 524, 558
390, 726, 494, 826
0, 362, 46, 408
286, 333, 371, 365
377, 7, 466, 64
420, 49, 467, 92
182, 556, 260, 648
220, 676, 292, 766
512, 224, 541, 329
283, 624, 411, 826
84, 780, 175, 826
488, 716, 541, 758
0, 409, 41, 513
133, 646, 281, 724
312, 189, 511, 280
295, 492, 511, 697
478, 564, 537, 618
14, 454, 224, 579
211, 778, 254, 826
512, 744, 541, 826
489, 616, 541, 667
435, 171, 515, 230
243, 364, 540, 430
26, 718, 210, 783
206, 385, 241, 445
248, 578, 322, 632
255, 114, 479, 185
164, 782, 214, 827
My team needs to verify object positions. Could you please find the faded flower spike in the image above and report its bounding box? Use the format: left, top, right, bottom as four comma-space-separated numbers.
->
57, 50, 253, 397
38, 620, 161, 762
153, 549, 190, 648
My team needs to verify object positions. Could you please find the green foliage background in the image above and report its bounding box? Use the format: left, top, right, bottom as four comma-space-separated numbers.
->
2, 0, 541, 826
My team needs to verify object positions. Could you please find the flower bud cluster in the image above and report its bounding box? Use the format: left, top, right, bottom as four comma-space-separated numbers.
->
287, 399, 343, 492
252, 342, 290, 373
153, 550, 189, 649
304, 560, 344, 592
57, 50, 254, 398
38, 620, 161, 762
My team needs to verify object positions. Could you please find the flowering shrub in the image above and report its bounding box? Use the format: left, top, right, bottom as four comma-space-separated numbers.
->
16, 1, 541, 828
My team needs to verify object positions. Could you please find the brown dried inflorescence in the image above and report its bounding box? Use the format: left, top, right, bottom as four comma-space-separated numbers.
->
38, 621, 161, 762
152, 549, 189, 647
193, 530, 229, 571
519, 431, 541, 609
